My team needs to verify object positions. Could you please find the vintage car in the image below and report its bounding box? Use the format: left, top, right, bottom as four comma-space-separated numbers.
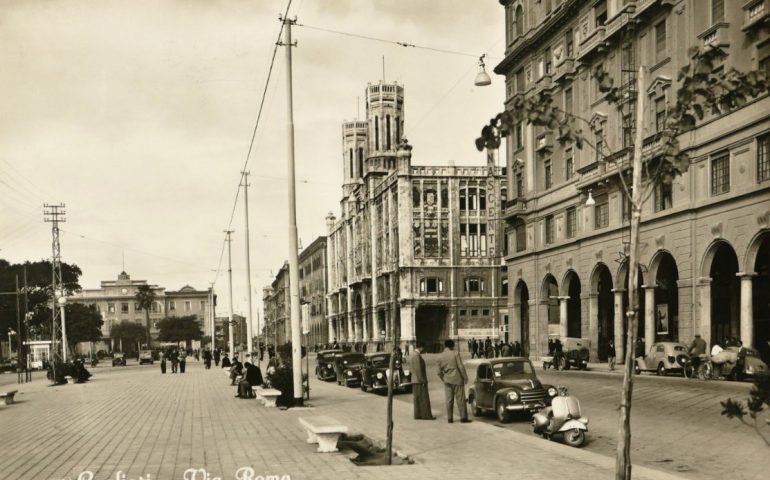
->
468, 358, 558, 423
315, 349, 342, 381
334, 352, 366, 387
138, 350, 154, 365
112, 353, 127, 366
634, 342, 690, 376
360, 352, 412, 394
727, 346, 769, 380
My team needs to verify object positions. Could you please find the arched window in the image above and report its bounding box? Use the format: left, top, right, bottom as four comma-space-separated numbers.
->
349, 148, 354, 177
386, 114, 392, 150
515, 6, 524, 37
395, 116, 400, 146
357, 147, 364, 178
375, 116, 380, 150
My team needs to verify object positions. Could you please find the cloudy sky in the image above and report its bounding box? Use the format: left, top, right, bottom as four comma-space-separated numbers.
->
0, 0, 505, 322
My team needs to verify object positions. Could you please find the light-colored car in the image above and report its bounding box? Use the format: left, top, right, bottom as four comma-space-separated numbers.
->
634, 342, 690, 376
139, 350, 154, 365
112, 353, 126, 366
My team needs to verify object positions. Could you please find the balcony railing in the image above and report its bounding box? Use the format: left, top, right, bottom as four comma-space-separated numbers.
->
552, 58, 575, 83
743, 0, 770, 31
505, 198, 527, 218
699, 23, 730, 50
634, 0, 675, 19
606, 2, 637, 39
576, 25, 607, 61
531, 74, 553, 97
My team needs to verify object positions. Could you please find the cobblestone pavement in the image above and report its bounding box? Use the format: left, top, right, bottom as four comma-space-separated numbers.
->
0, 359, 693, 480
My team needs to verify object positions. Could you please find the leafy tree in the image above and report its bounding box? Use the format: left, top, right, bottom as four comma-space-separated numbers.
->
134, 284, 156, 347
722, 375, 770, 447
157, 315, 203, 347
110, 321, 147, 352
477, 46, 770, 479
64, 303, 103, 350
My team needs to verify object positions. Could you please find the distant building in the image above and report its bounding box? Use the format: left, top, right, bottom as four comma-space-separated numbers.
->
70, 271, 213, 352
263, 263, 290, 346
214, 313, 246, 354
299, 236, 329, 347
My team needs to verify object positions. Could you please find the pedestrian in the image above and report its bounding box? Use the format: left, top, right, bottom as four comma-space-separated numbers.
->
607, 340, 616, 371
437, 339, 471, 424
214, 348, 221, 367
635, 338, 645, 359
548, 338, 555, 355
501, 342, 512, 357
179, 350, 187, 373
160, 351, 167, 374
515, 341, 522, 357
170, 350, 179, 374
203, 349, 212, 369
221, 354, 231, 368
470, 338, 477, 359
484, 337, 492, 359
409, 341, 434, 420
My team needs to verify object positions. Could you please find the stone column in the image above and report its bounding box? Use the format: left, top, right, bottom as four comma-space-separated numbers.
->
558, 296, 569, 339
400, 304, 415, 344
511, 301, 522, 343
612, 289, 625, 360
698, 278, 711, 347
328, 317, 334, 343
587, 293, 599, 359
738, 273, 755, 347
373, 310, 381, 341
362, 294, 369, 342
643, 285, 656, 350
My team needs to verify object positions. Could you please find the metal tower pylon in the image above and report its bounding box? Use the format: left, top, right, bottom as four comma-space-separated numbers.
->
43, 203, 67, 376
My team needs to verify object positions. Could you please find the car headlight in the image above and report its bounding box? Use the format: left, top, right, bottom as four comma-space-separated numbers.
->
376, 372, 384, 379
547, 387, 557, 397
507, 391, 519, 402
327, 363, 332, 368
403, 369, 410, 376
346, 370, 353, 376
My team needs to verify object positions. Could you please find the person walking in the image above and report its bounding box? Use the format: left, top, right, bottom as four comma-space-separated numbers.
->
170, 350, 179, 374
437, 339, 471, 424
203, 349, 212, 369
470, 338, 478, 359
179, 350, 187, 374
160, 351, 167, 374
607, 340, 617, 371
214, 349, 221, 367
409, 341, 434, 420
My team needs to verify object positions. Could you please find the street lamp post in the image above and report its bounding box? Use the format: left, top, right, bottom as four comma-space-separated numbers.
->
57, 293, 68, 362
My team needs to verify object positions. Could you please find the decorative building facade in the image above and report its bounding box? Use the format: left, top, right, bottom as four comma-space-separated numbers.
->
325, 81, 507, 353
299, 236, 328, 347
497, 0, 770, 361
263, 262, 289, 346
70, 271, 213, 351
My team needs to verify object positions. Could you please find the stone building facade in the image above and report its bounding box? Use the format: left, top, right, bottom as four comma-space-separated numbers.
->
70, 271, 213, 351
299, 236, 328, 347
263, 263, 289, 346
325, 81, 507, 353
496, 0, 770, 361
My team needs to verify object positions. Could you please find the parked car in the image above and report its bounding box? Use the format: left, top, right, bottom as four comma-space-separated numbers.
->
315, 349, 342, 381
635, 342, 690, 376
727, 346, 769, 380
468, 358, 558, 423
360, 352, 412, 394
333, 352, 365, 387
138, 350, 154, 365
112, 353, 127, 366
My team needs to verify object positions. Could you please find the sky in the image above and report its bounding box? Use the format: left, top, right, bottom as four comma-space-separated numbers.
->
0, 0, 505, 323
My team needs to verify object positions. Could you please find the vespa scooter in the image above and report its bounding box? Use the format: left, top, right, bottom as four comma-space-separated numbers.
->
531, 386, 588, 447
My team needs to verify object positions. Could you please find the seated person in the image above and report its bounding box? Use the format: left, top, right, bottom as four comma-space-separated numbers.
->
710, 343, 738, 376
236, 362, 264, 398
221, 355, 232, 368
229, 360, 243, 385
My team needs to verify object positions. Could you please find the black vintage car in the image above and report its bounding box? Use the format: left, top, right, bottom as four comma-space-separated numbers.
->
315, 349, 342, 381
334, 352, 365, 387
360, 352, 412, 394
468, 358, 558, 423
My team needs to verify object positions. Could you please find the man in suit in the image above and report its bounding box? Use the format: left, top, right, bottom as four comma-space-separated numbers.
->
409, 341, 434, 420
437, 339, 471, 424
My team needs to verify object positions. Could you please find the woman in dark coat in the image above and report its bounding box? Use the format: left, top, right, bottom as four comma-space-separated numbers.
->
160, 351, 167, 374
409, 342, 434, 420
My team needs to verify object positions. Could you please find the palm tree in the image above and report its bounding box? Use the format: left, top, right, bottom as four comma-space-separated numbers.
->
135, 284, 156, 347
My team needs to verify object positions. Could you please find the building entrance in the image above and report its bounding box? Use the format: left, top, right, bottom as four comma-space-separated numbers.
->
415, 305, 447, 353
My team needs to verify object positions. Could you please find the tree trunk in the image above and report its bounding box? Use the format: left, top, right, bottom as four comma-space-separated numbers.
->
616, 66, 646, 480
145, 309, 151, 348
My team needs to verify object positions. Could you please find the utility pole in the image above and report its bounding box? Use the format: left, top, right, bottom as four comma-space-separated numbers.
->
224, 230, 236, 357
15, 275, 22, 384
241, 171, 256, 364
44, 203, 67, 379
209, 282, 215, 351
279, 14, 303, 406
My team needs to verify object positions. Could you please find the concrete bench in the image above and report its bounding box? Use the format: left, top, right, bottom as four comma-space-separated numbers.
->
64, 376, 75, 384
298, 416, 348, 453
0, 390, 18, 405
255, 387, 281, 407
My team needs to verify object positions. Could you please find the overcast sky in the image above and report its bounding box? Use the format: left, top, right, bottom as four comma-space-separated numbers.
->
0, 0, 504, 322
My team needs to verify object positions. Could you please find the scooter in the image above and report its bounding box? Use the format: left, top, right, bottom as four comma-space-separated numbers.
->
531, 386, 589, 447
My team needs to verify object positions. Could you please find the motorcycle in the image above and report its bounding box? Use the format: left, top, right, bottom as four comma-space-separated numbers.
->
531, 386, 589, 447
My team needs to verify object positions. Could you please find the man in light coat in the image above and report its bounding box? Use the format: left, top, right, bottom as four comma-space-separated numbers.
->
437, 339, 471, 423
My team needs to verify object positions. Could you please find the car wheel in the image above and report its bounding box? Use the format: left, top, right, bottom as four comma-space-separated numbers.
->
495, 398, 511, 423
361, 382, 368, 392
470, 395, 482, 417
563, 428, 585, 448
656, 363, 666, 376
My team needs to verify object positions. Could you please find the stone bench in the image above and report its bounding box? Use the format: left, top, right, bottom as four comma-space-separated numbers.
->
65, 376, 75, 384
255, 387, 281, 407
298, 416, 348, 453
0, 390, 18, 405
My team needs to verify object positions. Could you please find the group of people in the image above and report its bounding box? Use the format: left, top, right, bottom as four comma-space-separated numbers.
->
468, 337, 524, 359
221, 355, 265, 399
159, 349, 187, 374
687, 334, 746, 377
409, 339, 473, 424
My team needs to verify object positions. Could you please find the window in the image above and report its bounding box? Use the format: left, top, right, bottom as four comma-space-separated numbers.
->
464, 277, 483, 293
564, 88, 573, 115
121, 303, 129, 313
375, 116, 380, 150
711, 0, 724, 24
544, 159, 553, 189
622, 193, 633, 223
516, 69, 525, 92
595, 196, 609, 228
544, 47, 552, 75
506, 6, 514, 44
654, 182, 673, 212
200, 300, 206, 311
758, 134, 770, 182
595, 128, 604, 163
479, 189, 487, 210
566, 207, 577, 238
169, 301, 176, 311
482, 309, 490, 316
565, 28, 574, 58
501, 278, 508, 297
515, 6, 523, 37
358, 148, 364, 177
565, 148, 574, 180
514, 122, 524, 149
515, 171, 524, 197
655, 21, 666, 62
471, 309, 479, 316
544, 215, 555, 244
622, 114, 634, 149
655, 97, 666, 133
711, 152, 730, 196
185, 301, 191, 312
413, 184, 421, 208
469, 224, 479, 255
151, 302, 161, 313
420, 277, 443, 294
595, 1, 607, 27
515, 221, 527, 252
108, 303, 115, 314
460, 309, 467, 317
460, 224, 468, 256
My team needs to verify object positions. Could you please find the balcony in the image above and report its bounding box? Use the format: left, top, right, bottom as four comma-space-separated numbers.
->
698, 23, 731, 51
535, 132, 554, 153
505, 197, 528, 219
531, 74, 553, 97
606, 2, 638, 39
576, 24, 608, 62
743, 0, 770, 31
552, 58, 576, 83
633, 0, 675, 20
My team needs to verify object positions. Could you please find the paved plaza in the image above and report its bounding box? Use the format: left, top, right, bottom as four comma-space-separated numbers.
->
0, 356, 763, 480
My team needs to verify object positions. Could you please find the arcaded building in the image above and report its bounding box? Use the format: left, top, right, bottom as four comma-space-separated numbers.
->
325, 81, 507, 353
496, 0, 770, 361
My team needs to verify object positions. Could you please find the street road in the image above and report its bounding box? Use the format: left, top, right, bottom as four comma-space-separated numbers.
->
390, 355, 762, 480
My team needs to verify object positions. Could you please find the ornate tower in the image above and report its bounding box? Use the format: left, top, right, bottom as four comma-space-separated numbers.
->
365, 81, 404, 173
341, 120, 368, 198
